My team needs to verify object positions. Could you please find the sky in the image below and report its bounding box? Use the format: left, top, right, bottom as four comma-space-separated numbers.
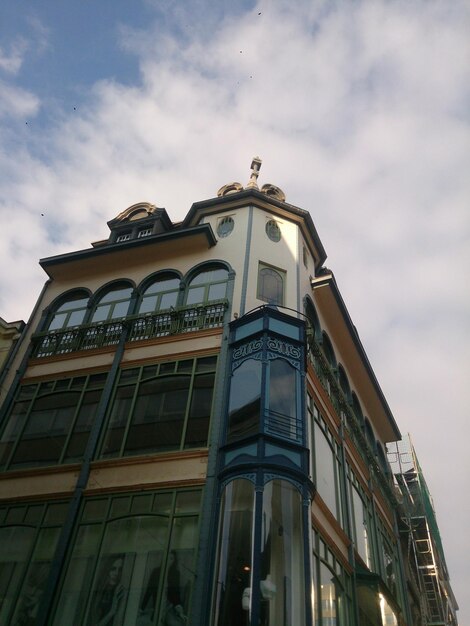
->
0, 0, 469, 620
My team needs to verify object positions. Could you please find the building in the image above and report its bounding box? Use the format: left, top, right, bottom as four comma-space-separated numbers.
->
0, 159, 458, 625
0, 318, 24, 383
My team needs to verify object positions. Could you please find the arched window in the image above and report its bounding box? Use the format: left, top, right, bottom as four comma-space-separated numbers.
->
90, 283, 133, 323
185, 266, 228, 306
305, 298, 321, 341
377, 442, 389, 475
257, 265, 284, 306
321, 332, 337, 371
47, 291, 89, 330
338, 365, 351, 402
364, 418, 376, 453
352, 393, 365, 428
138, 274, 180, 314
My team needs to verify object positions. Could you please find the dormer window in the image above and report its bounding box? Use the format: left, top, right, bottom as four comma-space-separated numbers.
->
138, 228, 153, 238
116, 232, 131, 243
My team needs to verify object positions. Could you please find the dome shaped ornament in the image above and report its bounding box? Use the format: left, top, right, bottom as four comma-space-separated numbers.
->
261, 184, 285, 202
217, 182, 244, 197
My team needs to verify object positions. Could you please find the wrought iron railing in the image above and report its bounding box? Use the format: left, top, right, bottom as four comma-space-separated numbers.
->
265, 409, 303, 443
32, 300, 228, 358
306, 331, 397, 505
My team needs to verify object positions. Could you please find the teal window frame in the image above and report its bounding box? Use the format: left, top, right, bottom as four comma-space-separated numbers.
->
138, 275, 180, 314
0, 500, 69, 626
312, 528, 353, 626
257, 263, 285, 306
0, 373, 107, 471
308, 394, 344, 526
184, 267, 229, 306
51, 488, 202, 626
90, 286, 133, 323
99, 356, 217, 460
47, 294, 89, 331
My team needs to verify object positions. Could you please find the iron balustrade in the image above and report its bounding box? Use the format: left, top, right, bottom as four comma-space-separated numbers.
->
306, 331, 397, 506
265, 408, 303, 443
32, 300, 228, 358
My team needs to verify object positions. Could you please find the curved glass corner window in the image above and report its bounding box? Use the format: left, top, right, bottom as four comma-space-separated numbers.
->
265, 219, 281, 242
48, 294, 89, 330
138, 277, 180, 314
91, 286, 133, 323
260, 480, 305, 626
217, 216, 234, 238
266, 358, 300, 442
257, 265, 285, 306
227, 358, 262, 443
185, 268, 228, 306
213, 479, 255, 626
213, 479, 305, 626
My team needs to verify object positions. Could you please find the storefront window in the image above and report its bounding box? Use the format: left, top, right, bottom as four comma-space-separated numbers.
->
213, 479, 255, 626
259, 480, 305, 626
53, 489, 200, 626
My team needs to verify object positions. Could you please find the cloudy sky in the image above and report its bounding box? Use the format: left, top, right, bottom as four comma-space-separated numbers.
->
1, 0, 469, 620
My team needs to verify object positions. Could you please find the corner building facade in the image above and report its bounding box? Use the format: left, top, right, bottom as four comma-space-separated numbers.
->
0, 173, 458, 626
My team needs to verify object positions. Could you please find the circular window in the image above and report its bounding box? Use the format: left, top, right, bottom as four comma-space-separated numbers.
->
217, 216, 234, 238
265, 219, 281, 242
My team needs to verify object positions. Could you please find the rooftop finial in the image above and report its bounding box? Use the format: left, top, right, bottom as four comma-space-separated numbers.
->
246, 156, 262, 190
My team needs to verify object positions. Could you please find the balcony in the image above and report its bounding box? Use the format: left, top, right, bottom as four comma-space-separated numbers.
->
31, 300, 228, 358
307, 333, 397, 505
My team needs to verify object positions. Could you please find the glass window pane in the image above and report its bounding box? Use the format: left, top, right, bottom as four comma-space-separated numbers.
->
0, 526, 36, 624
124, 377, 190, 454
144, 278, 179, 295
320, 562, 337, 625
159, 291, 178, 310
269, 359, 296, 419
213, 480, 255, 626
64, 390, 101, 461
91, 304, 111, 322
68, 309, 86, 326
260, 480, 305, 626
228, 359, 261, 443
258, 267, 284, 305
58, 297, 89, 311
112, 301, 130, 319
100, 288, 133, 303
157, 516, 199, 625
101, 387, 135, 458
0, 401, 29, 468
10, 392, 80, 468
190, 269, 227, 286
314, 423, 339, 520
185, 374, 214, 448
12, 527, 60, 626
49, 312, 67, 330
186, 286, 205, 305
139, 295, 158, 314
208, 283, 227, 301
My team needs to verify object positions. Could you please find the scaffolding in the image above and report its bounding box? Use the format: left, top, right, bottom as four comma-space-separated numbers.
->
387, 436, 458, 626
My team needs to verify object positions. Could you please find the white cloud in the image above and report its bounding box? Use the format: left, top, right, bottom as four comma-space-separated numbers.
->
0, 0, 469, 619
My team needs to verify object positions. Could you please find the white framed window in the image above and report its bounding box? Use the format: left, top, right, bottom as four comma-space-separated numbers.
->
138, 228, 152, 238
116, 233, 131, 243
257, 263, 285, 306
